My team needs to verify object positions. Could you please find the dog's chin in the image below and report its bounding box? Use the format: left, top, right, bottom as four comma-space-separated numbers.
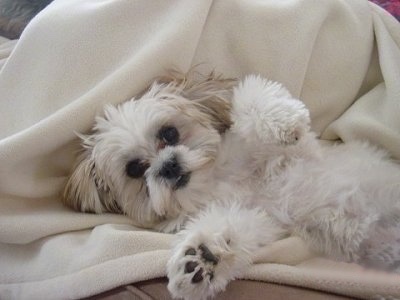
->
147, 174, 192, 217
147, 167, 218, 220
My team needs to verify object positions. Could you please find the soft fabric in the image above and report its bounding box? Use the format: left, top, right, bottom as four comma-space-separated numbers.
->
0, 0, 400, 299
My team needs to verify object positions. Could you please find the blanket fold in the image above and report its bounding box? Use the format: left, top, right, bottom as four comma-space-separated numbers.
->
1, 0, 400, 299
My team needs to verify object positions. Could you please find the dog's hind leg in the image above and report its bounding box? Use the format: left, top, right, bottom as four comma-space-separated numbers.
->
166, 202, 286, 300
293, 202, 380, 264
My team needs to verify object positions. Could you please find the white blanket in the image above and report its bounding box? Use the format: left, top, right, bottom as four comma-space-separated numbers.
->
1, 0, 400, 299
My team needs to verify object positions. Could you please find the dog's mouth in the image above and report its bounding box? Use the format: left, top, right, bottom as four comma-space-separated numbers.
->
173, 172, 191, 190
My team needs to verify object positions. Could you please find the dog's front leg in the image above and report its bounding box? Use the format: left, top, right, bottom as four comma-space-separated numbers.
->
231, 75, 311, 148
166, 203, 286, 300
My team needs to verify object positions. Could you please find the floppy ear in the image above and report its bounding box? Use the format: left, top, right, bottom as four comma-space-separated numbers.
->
158, 70, 237, 134
62, 134, 121, 214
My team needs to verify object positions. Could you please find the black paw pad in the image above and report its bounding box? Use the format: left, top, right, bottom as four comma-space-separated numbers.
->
184, 248, 196, 256
191, 268, 204, 283
184, 261, 198, 273
199, 244, 219, 265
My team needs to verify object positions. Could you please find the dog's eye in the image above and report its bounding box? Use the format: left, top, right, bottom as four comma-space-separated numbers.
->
126, 159, 148, 178
157, 126, 179, 146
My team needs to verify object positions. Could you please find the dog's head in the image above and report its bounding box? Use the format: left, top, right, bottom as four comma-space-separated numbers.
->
63, 71, 236, 229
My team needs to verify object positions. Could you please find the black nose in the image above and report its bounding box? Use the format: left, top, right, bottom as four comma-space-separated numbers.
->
159, 157, 181, 179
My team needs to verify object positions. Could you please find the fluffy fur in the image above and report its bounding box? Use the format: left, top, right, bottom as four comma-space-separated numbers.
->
63, 72, 400, 300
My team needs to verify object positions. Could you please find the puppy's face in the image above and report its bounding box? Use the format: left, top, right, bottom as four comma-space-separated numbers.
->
63, 74, 235, 229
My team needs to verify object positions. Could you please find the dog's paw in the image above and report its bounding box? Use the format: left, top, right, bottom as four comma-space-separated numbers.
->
167, 204, 275, 299
232, 75, 310, 146
169, 243, 220, 293
167, 233, 242, 300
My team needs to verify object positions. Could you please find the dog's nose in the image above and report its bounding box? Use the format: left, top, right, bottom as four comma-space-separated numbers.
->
159, 157, 181, 179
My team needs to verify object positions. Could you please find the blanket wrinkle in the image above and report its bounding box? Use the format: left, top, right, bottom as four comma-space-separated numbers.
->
324, 2, 400, 158
1, 0, 400, 299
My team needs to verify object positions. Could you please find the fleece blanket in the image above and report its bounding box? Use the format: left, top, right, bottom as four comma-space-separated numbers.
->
1, 0, 400, 299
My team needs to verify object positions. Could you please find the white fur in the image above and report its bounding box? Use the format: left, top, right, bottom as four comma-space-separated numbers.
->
64, 74, 400, 300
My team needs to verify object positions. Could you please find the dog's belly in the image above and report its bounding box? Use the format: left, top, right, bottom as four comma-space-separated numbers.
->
214, 140, 400, 233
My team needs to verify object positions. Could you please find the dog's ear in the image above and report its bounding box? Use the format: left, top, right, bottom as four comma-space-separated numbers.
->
193, 94, 233, 134
62, 134, 120, 214
158, 70, 237, 134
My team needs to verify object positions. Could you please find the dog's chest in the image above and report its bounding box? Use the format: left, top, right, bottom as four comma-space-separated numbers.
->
211, 154, 272, 207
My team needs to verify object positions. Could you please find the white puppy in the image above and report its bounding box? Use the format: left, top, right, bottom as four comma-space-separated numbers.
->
63, 72, 400, 300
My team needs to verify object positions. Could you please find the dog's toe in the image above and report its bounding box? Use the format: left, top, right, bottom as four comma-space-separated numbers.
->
185, 248, 197, 256
199, 244, 219, 265
191, 268, 204, 283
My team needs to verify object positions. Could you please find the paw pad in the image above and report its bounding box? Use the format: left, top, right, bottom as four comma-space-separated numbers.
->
185, 248, 196, 256
182, 244, 219, 284
199, 244, 219, 265
184, 261, 198, 273
191, 269, 204, 283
